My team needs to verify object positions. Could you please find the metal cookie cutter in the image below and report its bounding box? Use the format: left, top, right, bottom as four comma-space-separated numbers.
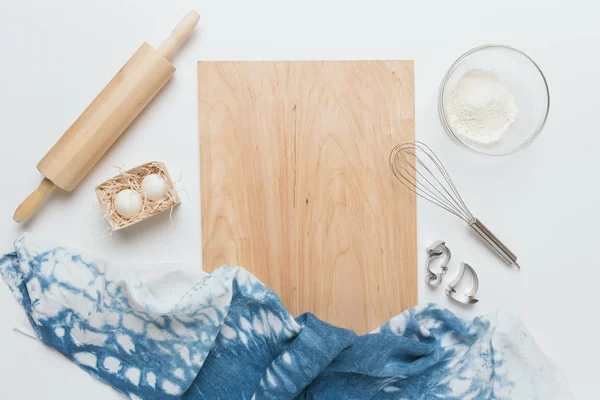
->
425, 241, 451, 287
445, 262, 479, 306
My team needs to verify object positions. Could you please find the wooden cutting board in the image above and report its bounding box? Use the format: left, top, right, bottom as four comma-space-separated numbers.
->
199, 61, 416, 334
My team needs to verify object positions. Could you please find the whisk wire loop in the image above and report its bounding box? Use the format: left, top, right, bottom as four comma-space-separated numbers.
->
389, 141, 474, 223
389, 141, 520, 269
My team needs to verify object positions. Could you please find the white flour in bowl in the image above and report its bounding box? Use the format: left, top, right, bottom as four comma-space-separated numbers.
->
446, 69, 518, 145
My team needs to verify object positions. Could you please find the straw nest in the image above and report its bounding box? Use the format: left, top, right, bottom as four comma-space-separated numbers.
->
95, 161, 180, 230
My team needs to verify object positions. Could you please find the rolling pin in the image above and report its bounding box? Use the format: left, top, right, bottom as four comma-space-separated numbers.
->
13, 11, 200, 223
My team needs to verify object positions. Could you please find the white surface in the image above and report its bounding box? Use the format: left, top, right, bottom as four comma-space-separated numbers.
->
0, 0, 591, 398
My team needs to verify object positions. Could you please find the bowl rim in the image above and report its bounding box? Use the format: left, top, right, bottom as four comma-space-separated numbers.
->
438, 44, 550, 156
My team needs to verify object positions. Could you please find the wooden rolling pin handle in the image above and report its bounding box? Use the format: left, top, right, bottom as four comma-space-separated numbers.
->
156, 10, 200, 60
13, 178, 57, 223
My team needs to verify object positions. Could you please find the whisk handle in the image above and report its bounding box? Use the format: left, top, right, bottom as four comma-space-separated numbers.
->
469, 218, 520, 269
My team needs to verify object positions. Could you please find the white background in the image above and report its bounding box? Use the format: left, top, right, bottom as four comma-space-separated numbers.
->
0, 0, 592, 398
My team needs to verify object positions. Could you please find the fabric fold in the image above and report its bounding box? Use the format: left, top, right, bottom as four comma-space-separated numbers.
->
0, 233, 571, 399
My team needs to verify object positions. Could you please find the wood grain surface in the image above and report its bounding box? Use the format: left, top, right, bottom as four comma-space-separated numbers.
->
199, 61, 416, 334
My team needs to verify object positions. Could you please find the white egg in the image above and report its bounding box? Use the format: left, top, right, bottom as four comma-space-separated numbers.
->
141, 174, 167, 201
114, 189, 143, 218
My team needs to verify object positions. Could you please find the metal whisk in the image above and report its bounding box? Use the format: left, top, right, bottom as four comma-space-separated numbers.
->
389, 141, 520, 269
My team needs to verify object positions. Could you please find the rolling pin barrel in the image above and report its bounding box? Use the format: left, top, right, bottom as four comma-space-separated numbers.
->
13, 11, 200, 223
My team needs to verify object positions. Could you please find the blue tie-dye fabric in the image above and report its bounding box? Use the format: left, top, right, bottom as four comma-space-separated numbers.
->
0, 234, 571, 399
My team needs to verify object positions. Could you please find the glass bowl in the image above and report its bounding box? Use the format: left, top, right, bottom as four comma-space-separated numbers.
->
438, 45, 550, 156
